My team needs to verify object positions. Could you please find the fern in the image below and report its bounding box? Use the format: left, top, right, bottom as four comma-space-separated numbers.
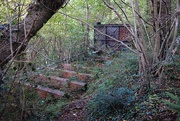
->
163, 92, 180, 112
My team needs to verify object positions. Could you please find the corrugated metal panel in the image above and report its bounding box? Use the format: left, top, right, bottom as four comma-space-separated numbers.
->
94, 23, 130, 50
119, 26, 129, 41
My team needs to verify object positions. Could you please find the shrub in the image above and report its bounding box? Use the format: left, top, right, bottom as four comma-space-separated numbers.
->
87, 87, 135, 121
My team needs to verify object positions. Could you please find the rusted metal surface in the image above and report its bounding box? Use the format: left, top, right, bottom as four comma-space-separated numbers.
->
94, 23, 130, 50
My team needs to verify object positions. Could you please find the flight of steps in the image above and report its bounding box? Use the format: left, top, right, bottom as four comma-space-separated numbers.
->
24, 64, 93, 99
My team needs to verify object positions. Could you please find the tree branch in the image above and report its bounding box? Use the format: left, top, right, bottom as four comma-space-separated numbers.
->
0, 0, 66, 67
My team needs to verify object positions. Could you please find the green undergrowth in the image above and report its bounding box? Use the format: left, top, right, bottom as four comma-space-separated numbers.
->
84, 52, 179, 120
84, 52, 139, 120
163, 92, 180, 113
164, 54, 180, 81
84, 51, 139, 96
0, 84, 69, 121
87, 87, 135, 121
1, 51, 179, 120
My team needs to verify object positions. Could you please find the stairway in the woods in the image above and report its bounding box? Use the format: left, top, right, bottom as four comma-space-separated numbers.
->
26, 64, 93, 99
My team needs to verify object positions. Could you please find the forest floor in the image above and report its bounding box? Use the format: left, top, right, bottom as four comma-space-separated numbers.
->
0, 53, 179, 121
55, 55, 180, 121
56, 98, 89, 121
56, 82, 179, 121
55, 61, 180, 121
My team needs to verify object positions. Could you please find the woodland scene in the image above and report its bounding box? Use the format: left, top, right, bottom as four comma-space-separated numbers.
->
0, 0, 179, 121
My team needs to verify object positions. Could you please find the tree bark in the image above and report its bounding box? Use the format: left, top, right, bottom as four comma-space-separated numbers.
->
85, 0, 90, 50
0, 0, 66, 67
150, 0, 171, 63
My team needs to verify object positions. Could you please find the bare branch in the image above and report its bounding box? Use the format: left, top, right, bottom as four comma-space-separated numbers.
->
102, 0, 135, 38
113, 0, 132, 27
58, 11, 138, 55
120, 0, 153, 27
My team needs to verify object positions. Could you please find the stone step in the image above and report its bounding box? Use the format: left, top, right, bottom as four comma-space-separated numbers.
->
45, 68, 93, 83
32, 74, 88, 92
58, 63, 73, 70
49, 76, 68, 89
68, 81, 87, 92
44, 68, 93, 82
58, 63, 90, 73
14, 63, 94, 99
15, 81, 65, 99
46, 63, 93, 82
60, 70, 93, 82
36, 85, 65, 98
50, 76, 87, 91
95, 56, 112, 62
32, 74, 67, 89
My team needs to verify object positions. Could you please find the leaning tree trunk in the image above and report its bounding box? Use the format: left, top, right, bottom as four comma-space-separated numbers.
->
0, 0, 66, 67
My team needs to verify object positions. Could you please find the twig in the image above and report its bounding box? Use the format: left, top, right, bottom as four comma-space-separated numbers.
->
58, 11, 138, 55
120, 0, 153, 27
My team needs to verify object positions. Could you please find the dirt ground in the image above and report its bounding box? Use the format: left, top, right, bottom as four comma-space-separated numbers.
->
56, 97, 178, 121
55, 71, 180, 121
56, 98, 89, 121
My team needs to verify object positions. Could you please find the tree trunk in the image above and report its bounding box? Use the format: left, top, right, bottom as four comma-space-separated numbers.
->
85, 0, 90, 51
150, 0, 171, 62
0, 0, 66, 67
